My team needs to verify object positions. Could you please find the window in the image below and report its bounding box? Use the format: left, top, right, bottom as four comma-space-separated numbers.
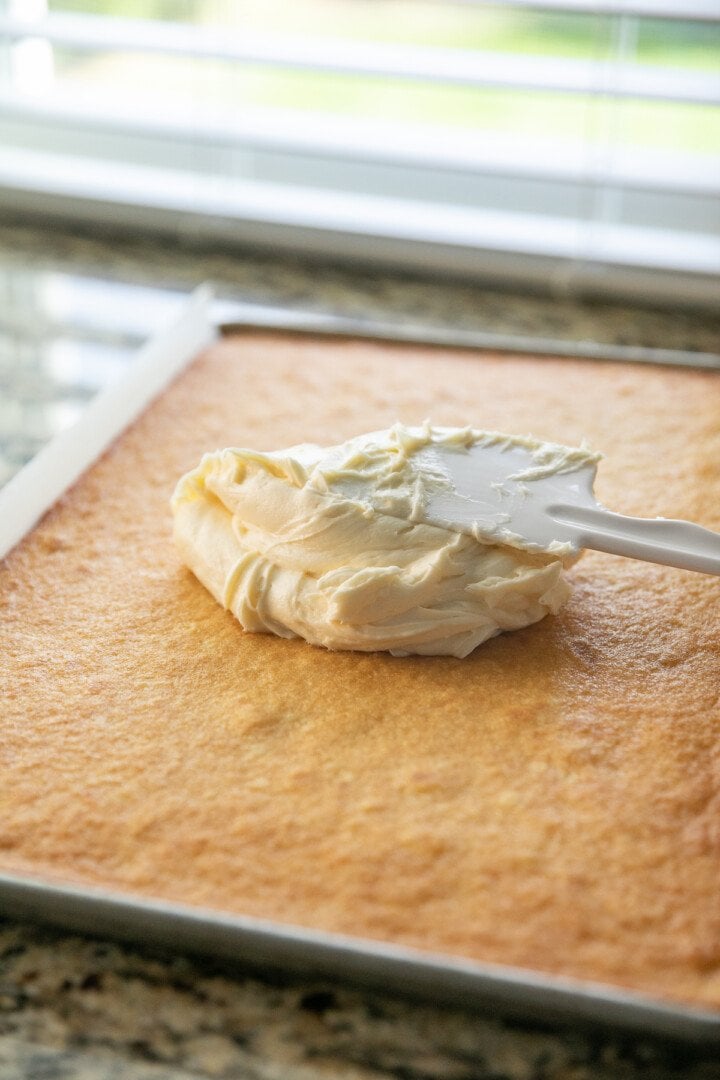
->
1, 1, 718, 305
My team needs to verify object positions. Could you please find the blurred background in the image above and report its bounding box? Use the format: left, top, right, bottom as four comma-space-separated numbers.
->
1, 0, 718, 306
0, 1, 718, 489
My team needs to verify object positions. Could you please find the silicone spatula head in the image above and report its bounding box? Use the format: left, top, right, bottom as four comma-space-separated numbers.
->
313, 425, 720, 575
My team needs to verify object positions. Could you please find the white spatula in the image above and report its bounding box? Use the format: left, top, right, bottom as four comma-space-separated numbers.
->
410, 436, 720, 578
332, 429, 720, 576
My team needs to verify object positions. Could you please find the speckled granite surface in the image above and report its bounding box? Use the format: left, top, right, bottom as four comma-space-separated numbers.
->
1, 922, 719, 1080
2, 218, 719, 353
1, 220, 719, 1080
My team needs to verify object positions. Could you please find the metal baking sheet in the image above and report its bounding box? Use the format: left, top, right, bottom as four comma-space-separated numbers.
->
213, 298, 720, 371
1, 286, 718, 1045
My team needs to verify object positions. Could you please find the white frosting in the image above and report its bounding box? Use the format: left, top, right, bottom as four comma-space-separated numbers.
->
171, 425, 579, 658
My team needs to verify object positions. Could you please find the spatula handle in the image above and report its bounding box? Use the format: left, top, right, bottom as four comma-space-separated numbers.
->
550, 504, 720, 576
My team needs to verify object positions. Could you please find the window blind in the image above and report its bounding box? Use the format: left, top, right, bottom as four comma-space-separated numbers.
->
0, 0, 718, 306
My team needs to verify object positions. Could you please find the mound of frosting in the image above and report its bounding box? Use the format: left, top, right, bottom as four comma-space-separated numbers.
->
171, 424, 576, 658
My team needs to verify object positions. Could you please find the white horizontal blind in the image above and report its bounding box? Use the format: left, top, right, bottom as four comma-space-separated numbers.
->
0, 0, 718, 305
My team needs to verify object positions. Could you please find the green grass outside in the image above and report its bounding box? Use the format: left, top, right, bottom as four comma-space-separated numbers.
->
48, 1, 720, 154
51, 0, 720, 69
55, 50, 720, 156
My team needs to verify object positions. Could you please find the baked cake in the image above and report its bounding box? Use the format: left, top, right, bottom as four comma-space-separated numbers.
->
1, 331, 719, 1010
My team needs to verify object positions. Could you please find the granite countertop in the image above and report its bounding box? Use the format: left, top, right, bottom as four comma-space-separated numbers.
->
1, 219, 719, 1080
2, 219, 720, 355
3, 921, 717, 1080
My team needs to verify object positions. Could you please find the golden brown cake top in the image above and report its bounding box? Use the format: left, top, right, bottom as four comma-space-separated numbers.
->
1, 331, 719, 1011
